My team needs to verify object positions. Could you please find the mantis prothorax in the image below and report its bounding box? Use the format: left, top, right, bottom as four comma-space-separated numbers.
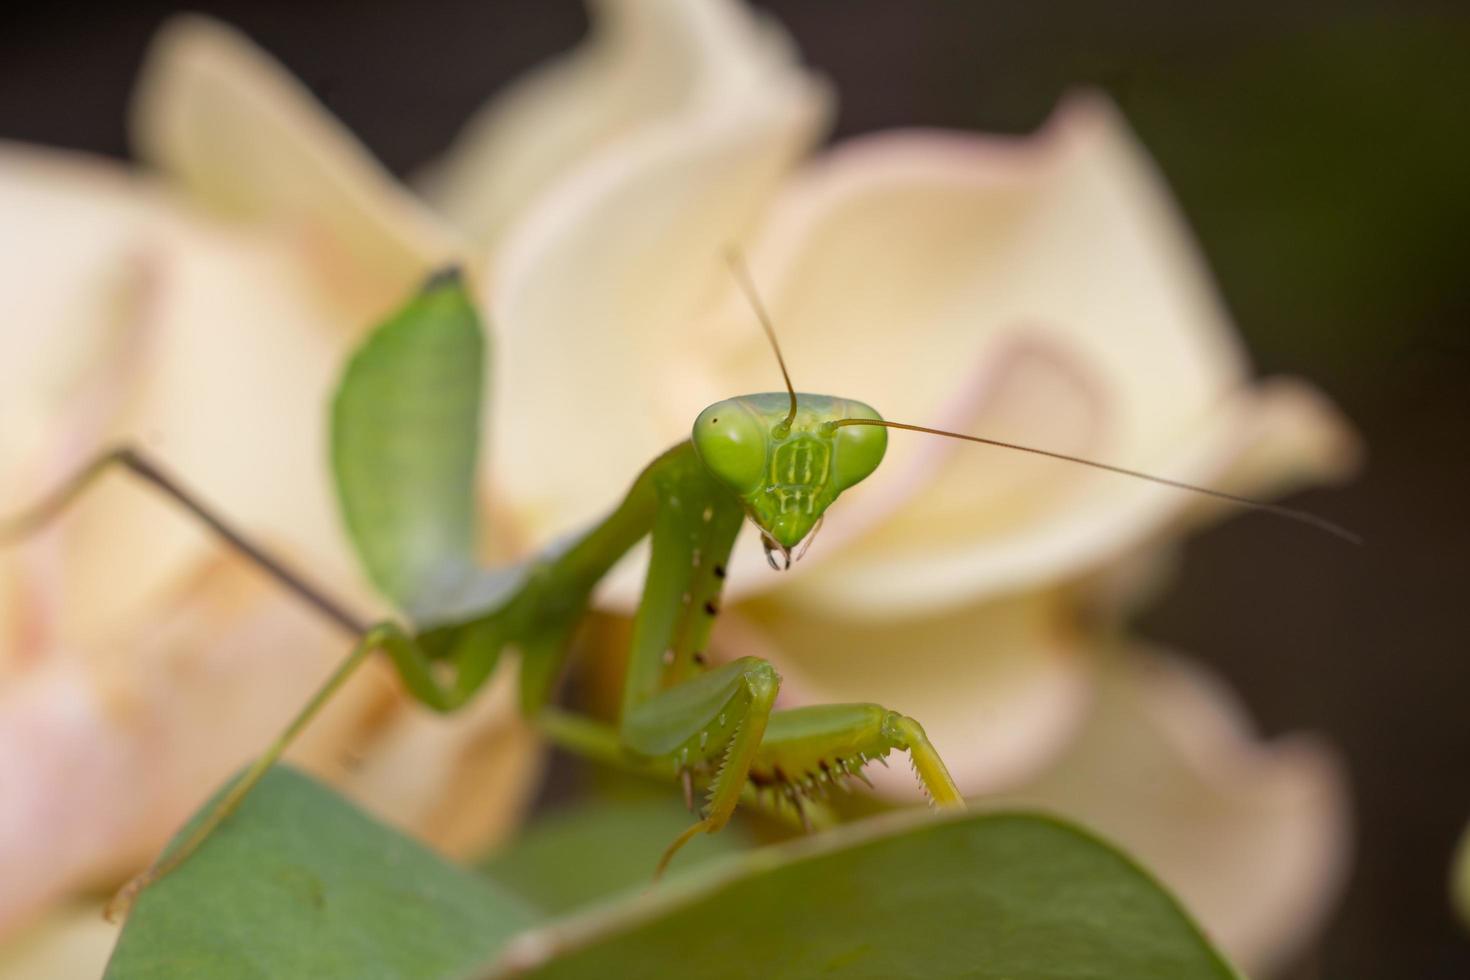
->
1, 255, 1357, 921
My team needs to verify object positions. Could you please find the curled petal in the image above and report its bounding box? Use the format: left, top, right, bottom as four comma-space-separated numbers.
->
0, 143, 377, 645
484, 10, 828, 548
708, 92, 1245, 441
421, 0, 808, 249
3, 27, 537, 942
84, 235, 370, 632
132, 15, 460, 317
990, 649, 1350, 977
696, 92, 1357, 614
790, 369, 1360, 616
0, 146, 167, 665
0, 146, 163, 479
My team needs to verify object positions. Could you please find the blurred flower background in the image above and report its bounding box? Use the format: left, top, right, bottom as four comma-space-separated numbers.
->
1, 1, 1467, 978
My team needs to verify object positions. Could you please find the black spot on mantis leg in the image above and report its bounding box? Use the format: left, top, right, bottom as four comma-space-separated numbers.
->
2, 437, 973, 909
3, 256, 1074, 918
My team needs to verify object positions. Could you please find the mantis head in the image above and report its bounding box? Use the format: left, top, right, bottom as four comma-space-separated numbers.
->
699, 248, 1358, 572
692, 393, 887, 564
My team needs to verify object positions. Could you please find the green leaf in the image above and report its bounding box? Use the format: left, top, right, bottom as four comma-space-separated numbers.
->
481, 795, 752, 917
332, 269, 484, 617
483, 810, 1242, 979
105, 774, 1240, 979
105, 766, 538, 980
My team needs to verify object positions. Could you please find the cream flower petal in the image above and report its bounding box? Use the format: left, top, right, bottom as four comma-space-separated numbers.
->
0, 560, 362, 936
0, 143, 371, 644
335, 663, 543, 857
988, 649, 1349, 978
0, 147, 153, 480
0, 146, 540, 929
486, 50, 828, 546
132, 14, 461, 317
0, 663, 146, 934
791, 370, 1359, 616
708, 92, 1243, 454
726, 591, 1092, 796
0, 900, 117, 980
627, 333, 1111, 610
420, 0, 805, 250
694, 93, 1356, 615
0, 145, 169, 669
0, 556, 541, 938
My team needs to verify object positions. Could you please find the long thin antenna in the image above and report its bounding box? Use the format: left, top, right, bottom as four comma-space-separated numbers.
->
724, 247, 798, 430
829, 418, 1360, 544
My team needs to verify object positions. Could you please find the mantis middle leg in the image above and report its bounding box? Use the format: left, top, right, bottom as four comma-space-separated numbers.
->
5, 440, 963, 905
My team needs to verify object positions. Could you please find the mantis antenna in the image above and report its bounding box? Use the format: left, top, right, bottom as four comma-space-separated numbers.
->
718, 246, 1358, 545
826, 417, 1362, 544
725, 247, 798, 432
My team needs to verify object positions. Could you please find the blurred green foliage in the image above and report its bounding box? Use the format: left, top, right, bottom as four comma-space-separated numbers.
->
106, 767, 1241, 979
479, 795, 751, 917
106, 767, 537, 980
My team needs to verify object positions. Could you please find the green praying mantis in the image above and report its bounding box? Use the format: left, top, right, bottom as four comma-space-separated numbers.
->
1, 253, 1358, 921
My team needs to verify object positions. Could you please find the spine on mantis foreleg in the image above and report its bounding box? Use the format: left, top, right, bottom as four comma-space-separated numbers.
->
82, 439, 732, 915
887, 714, 964, 808
748, 704, 964, 815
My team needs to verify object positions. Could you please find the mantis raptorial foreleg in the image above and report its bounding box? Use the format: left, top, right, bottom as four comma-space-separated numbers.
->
0, 446, 368, 635
594, 444, 963, 872
6, 433, 962, 913
753, 705, 963, 811
625, 656, 781, 874
1, 256, 1357, 920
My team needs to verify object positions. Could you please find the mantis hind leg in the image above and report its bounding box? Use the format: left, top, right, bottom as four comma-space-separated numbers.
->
0, 447, 497, 916
1, 444, 370, 635
104, 621, 475, 920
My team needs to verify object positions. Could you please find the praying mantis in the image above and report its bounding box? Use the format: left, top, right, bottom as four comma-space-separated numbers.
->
1, 254, 1357, 922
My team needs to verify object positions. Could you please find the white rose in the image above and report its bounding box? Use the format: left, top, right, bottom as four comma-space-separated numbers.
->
424, 3, 1358, 974
0, 3, 1357, 978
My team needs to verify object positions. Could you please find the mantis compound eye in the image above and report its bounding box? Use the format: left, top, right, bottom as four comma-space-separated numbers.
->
693, 399, 767, 496
829, 400, 887, 492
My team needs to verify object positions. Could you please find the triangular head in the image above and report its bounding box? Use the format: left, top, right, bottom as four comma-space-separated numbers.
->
698, 248, 1357, 566
692, 392, 887, 563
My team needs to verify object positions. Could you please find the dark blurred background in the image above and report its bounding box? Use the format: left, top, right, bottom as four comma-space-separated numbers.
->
4, 2, 1467, 976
